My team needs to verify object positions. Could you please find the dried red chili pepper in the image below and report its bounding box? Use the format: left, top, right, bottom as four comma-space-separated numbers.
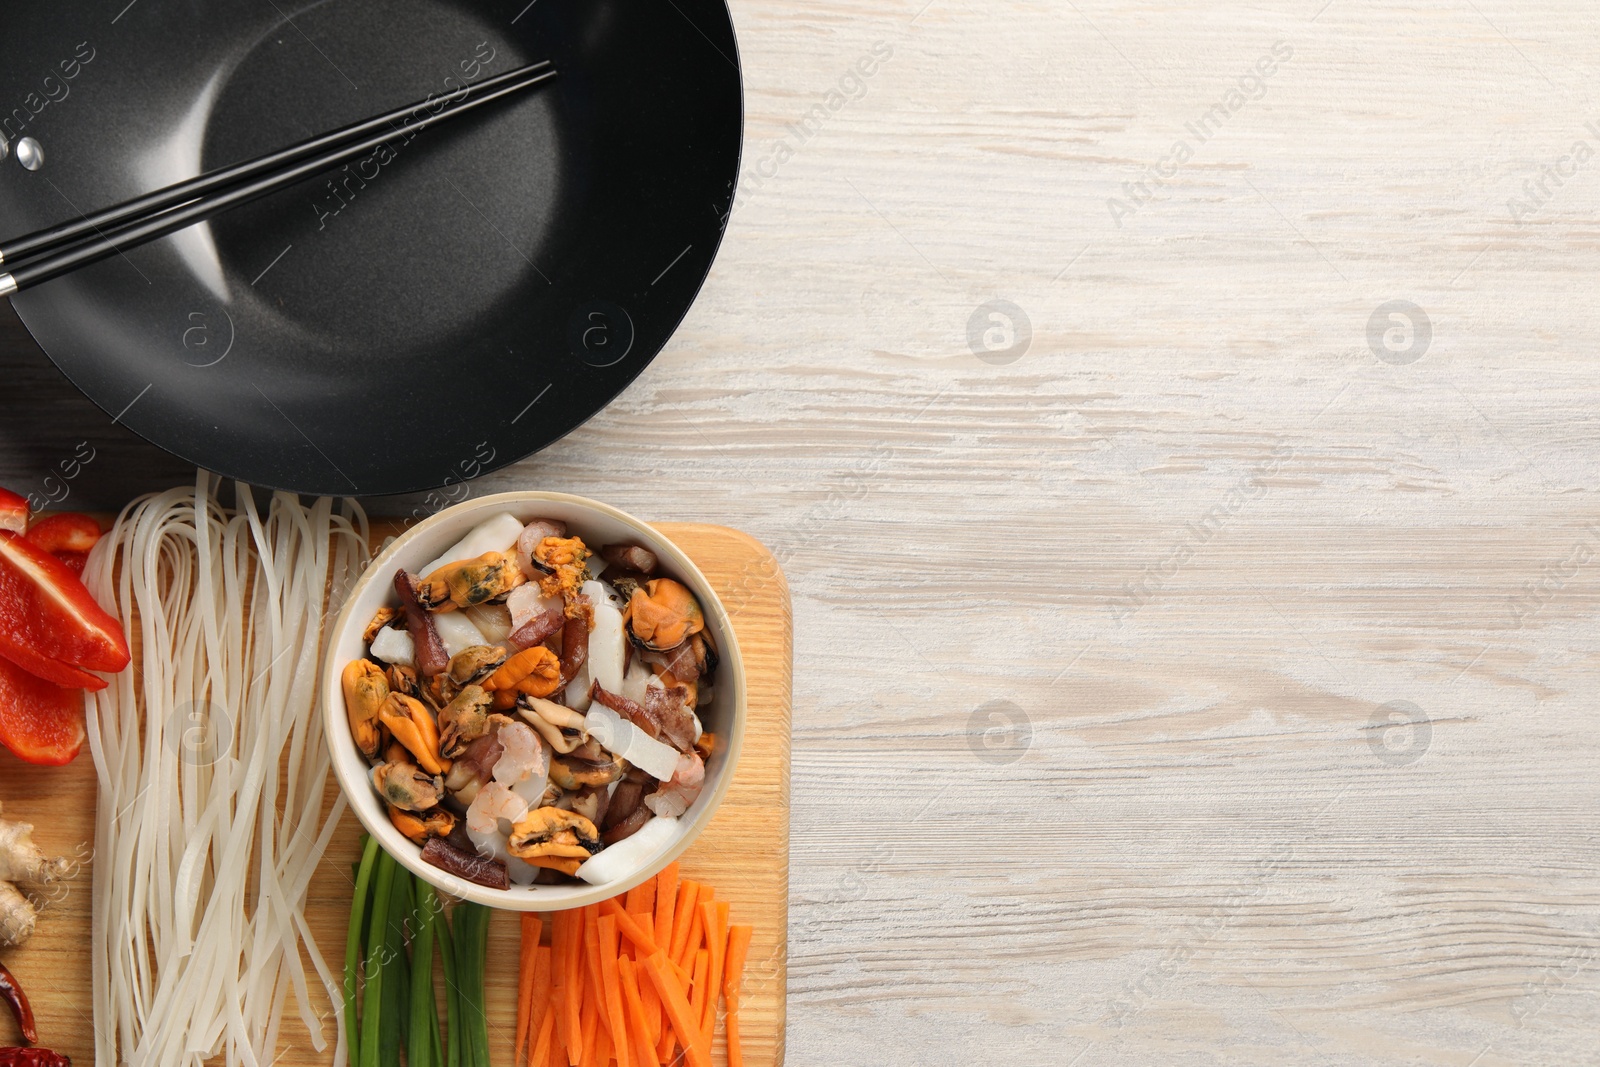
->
0, 1048, 69, 1066
0, 962, 36, 1044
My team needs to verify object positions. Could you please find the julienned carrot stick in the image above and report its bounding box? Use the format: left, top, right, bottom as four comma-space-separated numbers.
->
551, 915, 573, 1063
517, 914, 538, 1063
689, 949, 710, 1048
654, 862, 679, 947
679, 901, 706, 973
559, 911, 583, 1066
699, 901, 728, 1041
530, 998, 557, 1067
618, 959, 657, 1067
642, 951, 711, 1067
724, 923, 753, 1067
602, 898, 663, 956
530, 946, 552, 1067
724, 924, 753, 1004
626, 877, 656, 917
583, 910, 607, 1066
579, 994, 599, 1067
669, 881, 700, 961
598, 916, 632, 1067
662, 878, 702, 1062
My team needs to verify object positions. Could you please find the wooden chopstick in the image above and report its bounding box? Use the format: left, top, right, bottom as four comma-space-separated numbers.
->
0, 60, 557, 295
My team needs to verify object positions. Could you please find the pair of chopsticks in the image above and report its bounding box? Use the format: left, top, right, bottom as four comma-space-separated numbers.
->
0, 59, 558, 296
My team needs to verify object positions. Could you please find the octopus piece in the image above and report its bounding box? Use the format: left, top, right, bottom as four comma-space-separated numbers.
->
644, 682, 698, 751
507, 611, 565, 653
442, 717, 508, 804
601, 807, 652, 846
569, 785, 610, 829
602, 776, 647, 832
658, 632, 717, 685
395, 570, 450, 676
601, 543, 659, 576
590, 681, 695, 753
420, 836, 509, 890
559, 599, 591, 685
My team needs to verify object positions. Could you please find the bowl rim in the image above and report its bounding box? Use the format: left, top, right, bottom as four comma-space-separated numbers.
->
322, 490, 748, 909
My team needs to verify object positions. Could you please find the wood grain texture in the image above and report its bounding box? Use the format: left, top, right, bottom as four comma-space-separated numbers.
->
0, 522, 790, 1067
4, 0, 1600, 1063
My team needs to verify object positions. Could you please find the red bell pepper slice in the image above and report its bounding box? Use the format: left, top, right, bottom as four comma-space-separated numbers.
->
24, 513, 103, 555
0, 531, 129, 691
0, 654, 85, 765
0, 490, 26, 536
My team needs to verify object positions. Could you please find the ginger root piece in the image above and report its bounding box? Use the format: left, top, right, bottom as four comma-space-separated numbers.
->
0, 803, 69, 887
0, 803, 71, 948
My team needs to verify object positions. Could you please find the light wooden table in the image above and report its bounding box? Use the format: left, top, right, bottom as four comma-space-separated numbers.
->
3, 2, 1599, 1064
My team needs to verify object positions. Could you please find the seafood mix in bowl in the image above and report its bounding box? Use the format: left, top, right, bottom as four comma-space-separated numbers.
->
339, 507, 724, 893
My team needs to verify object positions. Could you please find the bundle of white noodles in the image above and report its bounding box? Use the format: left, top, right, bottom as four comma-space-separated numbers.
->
82, 473, 370, 1067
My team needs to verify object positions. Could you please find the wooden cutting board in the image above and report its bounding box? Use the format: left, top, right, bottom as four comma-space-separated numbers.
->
0, 522, 791, 1066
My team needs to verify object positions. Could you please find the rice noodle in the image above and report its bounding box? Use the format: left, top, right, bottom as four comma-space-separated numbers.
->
84, 473, 369, 1067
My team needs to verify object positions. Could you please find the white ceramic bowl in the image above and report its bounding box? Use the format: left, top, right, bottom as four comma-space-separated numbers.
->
323, 492, 746, 909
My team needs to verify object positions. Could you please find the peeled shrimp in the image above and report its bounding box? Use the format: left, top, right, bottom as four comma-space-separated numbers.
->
493, 721, 548, 785
467, 780, 531, 835
644, 751, 706, 818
